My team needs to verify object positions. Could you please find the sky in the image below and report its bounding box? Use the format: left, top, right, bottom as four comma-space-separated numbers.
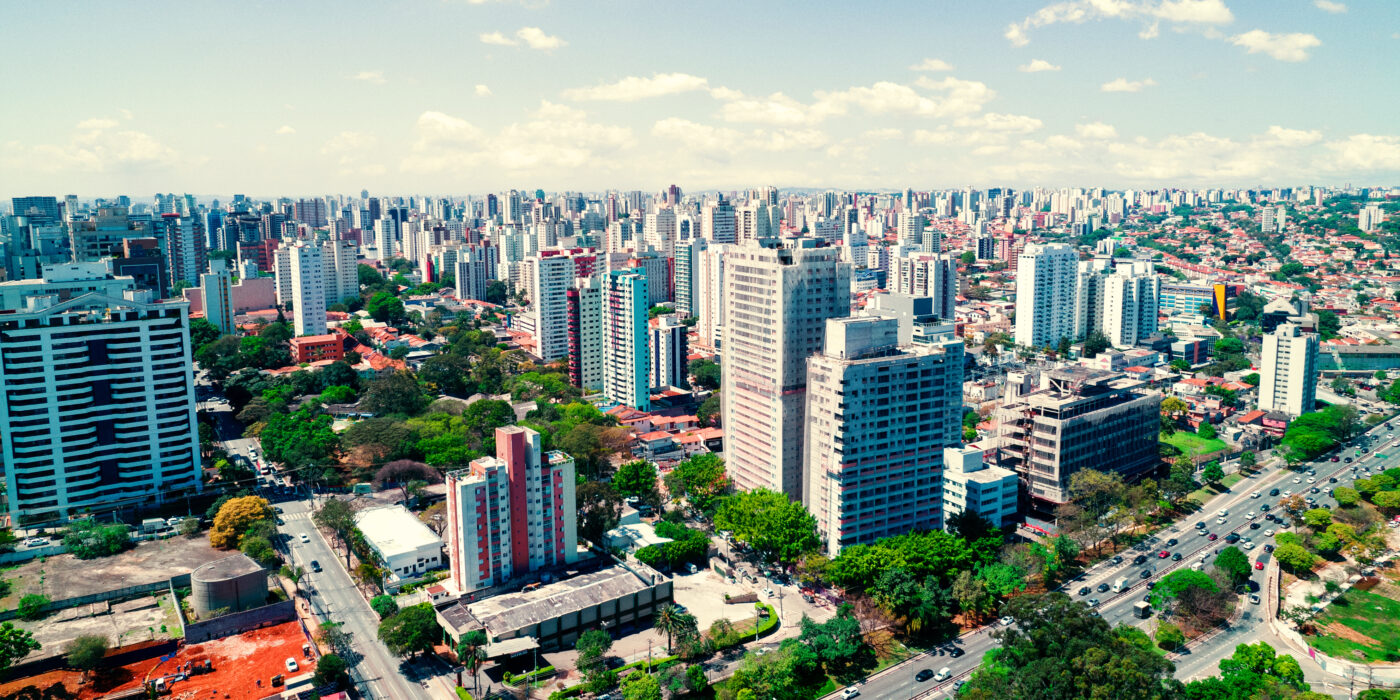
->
2, 0, 1399, 197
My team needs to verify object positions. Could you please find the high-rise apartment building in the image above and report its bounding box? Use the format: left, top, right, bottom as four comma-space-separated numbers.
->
160, 213, 206, 288
696, 243, 731, 349
525, 254, 574, 362
722, 241, 851, 499
701, 197, 737, 244
0, 290, 200, 521
1102, 262, 1160, 347
804, 316, 963, 555
444, 426, 578, 593
674, 237, 707, 319
200, 258, 235, 333
454, 241, 499, 302
1014, 243, 1077, 349
279, 241, 326, 336
996, 367, 1161, 508
643, 208, 677, 258
889, 253, 957, 319
1259, 322, 1319, 416
566, 276, 604, 390
1359, 204, 1383, 233
322, 239, 360, 307
603, 269, 650, 410
649, 315, 688, 390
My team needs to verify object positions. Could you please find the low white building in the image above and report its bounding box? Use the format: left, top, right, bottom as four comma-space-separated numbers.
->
943, 445, 1019, 528
353, 505, 444, 582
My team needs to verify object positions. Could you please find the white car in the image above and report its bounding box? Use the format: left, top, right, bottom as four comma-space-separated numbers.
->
1217, 517, 1227, 524
1283, 490, 1293, 497
299, 533, 310, 543
1306, 477, 1316, 484
1245, 512, 1256, 519
1217, 510, 1229, 517
1293, 477, 1302, 483
1264, 529, 1274, 536
842, 688, 861, 699
1251, 491, 1261, 499
934, 667, 952, 682
23, 537, 48, 547
1244, 542, 1256, 550
999, 616, 1015, 626
285, 658, 299, 672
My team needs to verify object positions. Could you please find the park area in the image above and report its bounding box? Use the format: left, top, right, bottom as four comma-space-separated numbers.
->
1162, 431, 1229, 462
1306, 571, 1400, 663
0, 620, 317, 700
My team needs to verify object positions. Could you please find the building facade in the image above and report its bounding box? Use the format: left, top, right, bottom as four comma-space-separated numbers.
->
1259, 322, 1319, 416
649, 315, 688, 391
942, 445, 1018, 528
566, 276, 604, 391
603, 269, 650, 410
1015, 243, 1077, 349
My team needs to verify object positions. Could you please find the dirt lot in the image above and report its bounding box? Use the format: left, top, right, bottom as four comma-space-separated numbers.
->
0, 535, 228, 608
0, 621, 316, 700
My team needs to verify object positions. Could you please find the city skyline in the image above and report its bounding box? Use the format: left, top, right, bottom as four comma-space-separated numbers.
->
4, 1, 1399, 195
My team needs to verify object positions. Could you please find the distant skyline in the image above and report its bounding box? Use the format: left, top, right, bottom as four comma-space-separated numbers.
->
3, 0, 1398, 195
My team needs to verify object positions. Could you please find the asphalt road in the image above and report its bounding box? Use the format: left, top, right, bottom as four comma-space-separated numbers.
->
834, 416, 1400, 700
279, 497, 437, 699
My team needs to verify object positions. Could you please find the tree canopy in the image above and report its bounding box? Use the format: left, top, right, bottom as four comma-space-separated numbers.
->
714, 489, 819, 565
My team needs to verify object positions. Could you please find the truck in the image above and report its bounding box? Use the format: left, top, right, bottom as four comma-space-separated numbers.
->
1112, 577, 1128, 593
1133, 601, 1153, 619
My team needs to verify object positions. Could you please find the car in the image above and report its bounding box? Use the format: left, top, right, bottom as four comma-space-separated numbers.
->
310, 560, 321, 572
1246, 512, 1256, 519
842, 688, 861, 699
1216, 517, 1227, 524
22, 537, 48, 547
686, 563, 698, 574
1331, 456, 1340, 462
1249, 522, 1260, 530
273, 506, 283, 514
1261, 504, 1271, 511
1159, 550, 1170, 558
1307, 469, 1316, 476
1264, 528, 1274, 537
275, 517, 285, 526
1284, 490, 1293, 496
1254, 561, 1264, 570
1166, 538, 1178, 547
1217, 509, 1229, 517
915, 669, 935, 682
1195, 521, 1207, 529
1097, 583, 1110, 593
1244, 542, 1256, 550
1112, 555, 1123, 565
1310, 487, 1321, 494
1251, 491, 1262, 498
1208, 533, 1218, 541
764, 587, 775, 598
299, 533, 310, 543
1140, 569, 1152, 579
1225, 533, 1240, 543
1171, 553, 1183, 561
1133, 555, 1147, 565
934, 667, 952, 682
1329, 477, 1339, 483
1269, 488, 1281, 496
954, 680, 966, 691
999, 616, 1015, 626
1345, 457, 1353, 463
1079, 586, 1092, 596
948, 647, 965, 658
1088, 597, 1101, 607
285, 658, 299, 672
1143, 593, 1152, 602
1293, 477, 1302, 483
1250, 594, 1262, 604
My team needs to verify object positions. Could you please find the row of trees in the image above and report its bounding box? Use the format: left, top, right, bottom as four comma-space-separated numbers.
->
1280, 405, 1362, 465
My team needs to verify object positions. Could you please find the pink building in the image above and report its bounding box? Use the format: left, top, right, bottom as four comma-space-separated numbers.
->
444, 426, 578, 593
182, 275, 279, 316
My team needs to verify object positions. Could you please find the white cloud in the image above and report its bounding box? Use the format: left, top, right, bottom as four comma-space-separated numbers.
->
480, 27, 566, 50
1101, 77, 1157, 92
717, 92, 824, 126
1075, 121, 1119, 139
958, 113, 1044, 133
118, 108, 133, 120
1313, 0, 1346, 13
1230, 30, 1321, 62
1261, 125, 1322, 147
475, 84, 493, 97
414, 111, 483, 147
1006, 0, 1233, 45
909, 58, 954, 71
515, 27, 565, 50
275, 125, 296, 135
77, 118, 118, 130
564, 73, 711, 101
320, 131, 377, 156
715, 78, 996, 126
479, 31, 517, 46
352, 70, 386, 84
403, 102, 629, 175
1323, 134, 1400, 171
1018, 59, 1062, 72
862, 128, 903, 140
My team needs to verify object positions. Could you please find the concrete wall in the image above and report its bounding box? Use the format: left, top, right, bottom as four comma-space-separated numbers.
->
0, 573, 191, 622
183, 599, 297, 644
1263, 559, 1400, 687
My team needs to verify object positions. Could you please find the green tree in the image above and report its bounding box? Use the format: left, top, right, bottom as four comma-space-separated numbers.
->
1273, 543, 1316, 574
961, 251, 977, 265
1081, 331, 1111, 358
1238, 451, 1257, 471
0, 622, 41, 672
361, 371, 427, 417
613, 460, 658, 499
688, 358, 721, 391
189, 317, 222, 351
666, 453, 729, 512
18, 594, 50, 621
576, 628, 613, 675
1198, 421, 1217, 439
62, 519, 133, 559
577, 481, 624, 545
1155, 622, 1185, 651
798, 604, 876, 684
655, 604, 693, 654
714, 489, 820, 565
377, 603, 442, 658
1333, 486, 1361, 507
314, 498, 358, 569
697, 391, 722, 427
366, 291, 406, 323
313, 652, 349, 688
457, 629, 489, 691
959, 593, 1181, 700
1214, 546, 1251, 584
725, 638, 825, 700
622, 671, 663, 700
240, 535, 279, 567
1303, 508, 1332, 529
1201, 460, 1226, 486
64, 634, 109, 675
371, 595, 399, 618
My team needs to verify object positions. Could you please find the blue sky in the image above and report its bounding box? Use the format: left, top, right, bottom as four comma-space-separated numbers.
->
2, 0, 1397, 196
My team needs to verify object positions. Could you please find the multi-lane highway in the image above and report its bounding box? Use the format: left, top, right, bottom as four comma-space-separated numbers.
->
833, 415, 1400, 700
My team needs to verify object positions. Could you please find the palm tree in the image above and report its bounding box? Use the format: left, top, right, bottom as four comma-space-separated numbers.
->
457, 629, 488, 692
654, 604, 685, 654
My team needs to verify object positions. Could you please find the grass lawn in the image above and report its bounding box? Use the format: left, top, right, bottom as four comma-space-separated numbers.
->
1307, 589, 1400, 663
1162, 432, 1228, 459
1189, 473, 1244, 506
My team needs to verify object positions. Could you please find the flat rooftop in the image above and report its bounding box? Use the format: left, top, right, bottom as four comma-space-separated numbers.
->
469, 566, 653, 634
353, 506, 443, 559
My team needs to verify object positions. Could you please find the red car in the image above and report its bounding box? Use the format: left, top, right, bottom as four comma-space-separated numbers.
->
1158, 551, 1170, 558
1331, 456, 1339, 462
1255, 561, 1265, 570
1208, 533, 1218, 541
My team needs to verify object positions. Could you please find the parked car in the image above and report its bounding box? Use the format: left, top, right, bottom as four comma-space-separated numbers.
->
22, 537, 48, 547
285, 658, 299, 672
842, 688, 861, 699
299, 533, 310, 543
